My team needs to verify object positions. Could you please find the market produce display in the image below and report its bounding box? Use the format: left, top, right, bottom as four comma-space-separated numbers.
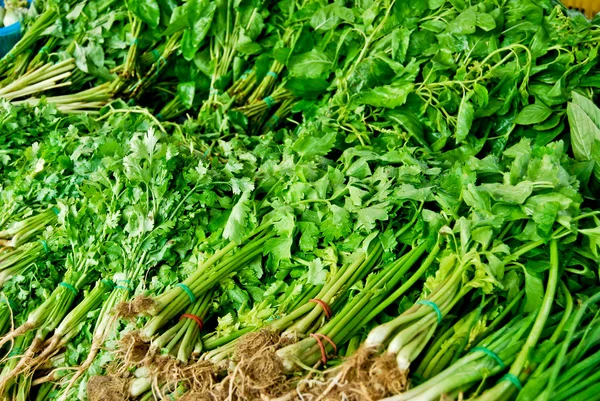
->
0, 0, 599, 400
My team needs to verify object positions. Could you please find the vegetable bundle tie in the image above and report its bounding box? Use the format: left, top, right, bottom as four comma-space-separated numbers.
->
179, 314, 203, 331
310, 333, 337, 364
309, 298, 332, 320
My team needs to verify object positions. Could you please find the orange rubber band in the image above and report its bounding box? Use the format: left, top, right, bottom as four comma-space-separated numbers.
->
179, 313, 204, 331
310, 333, 337, 364
309, 299, 332, 320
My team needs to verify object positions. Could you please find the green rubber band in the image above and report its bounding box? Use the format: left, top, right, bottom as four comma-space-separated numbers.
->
151, 49, 161, 61
39, 239, 49, 254
240, 69, 253, 79
417, 300, 442, 324
39, 46, 49, 54
101, 279, 115, 290
6, 53, 14, 61
51, 207, 59, 215
266, 114, 280, 127
115, 285, 130, 291
59, 282, 77, 295
470, 346, 505, 368
263, 96, 275, 108
176, 283, 196, 303
266, 71, 278, 78
155, 56, 166, 78
499, 373, 522, 390
130, 38, 139, 45
8, 348, 22, 357
210, 87, 219, 94
156, 113, 163, 121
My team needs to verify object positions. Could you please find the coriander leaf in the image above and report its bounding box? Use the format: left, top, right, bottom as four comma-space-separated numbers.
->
292, 131, 336, 159
307, 258, 328, 285
223, 191, 251, 244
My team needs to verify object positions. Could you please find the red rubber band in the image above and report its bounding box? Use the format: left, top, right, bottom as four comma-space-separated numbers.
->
179, 313, 204, 331
309, 333, 337, 364
309, 299, 332, 320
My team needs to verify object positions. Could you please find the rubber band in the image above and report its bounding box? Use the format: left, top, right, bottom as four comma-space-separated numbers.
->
39, 239, 49, 254
469, 346, 505, 368
59, 282, 77, 295
176, 283, 196, 303
266, 71, 278, 79
240, 69, 253, 79
417, 300, 442, 324
499, 373, 522, 390
263, 96, 275, 108
210, 87, 219, 95
6, 53, 14, 61
156, 113, 163, 121
7, 348, 21, 357
101, 279, 115, 290
150, 49, 161, 61
310, 333, 337, 364
115, 279, 131, 292
180, 313, 204, 330
266, 115, 280, 127
51, 207, 59, 215
130, 38, 139, 45
155, 56, 166, 78
39, 46, 49, 54
309, 299, 332, 320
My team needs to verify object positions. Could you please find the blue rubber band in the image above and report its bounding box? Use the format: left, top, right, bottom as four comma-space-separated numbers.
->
417, 300, 442, 324
499, 373, 522, 390
59, 282, 77, 295
263, 96, 275, 108
51, 207, 59, 215
8, 347, 22, 357
39, 240, 49, 254
470, 346, 505, 368
266, 71, 278, 79
101, 279, 115, 290
176, 283, 196, 303
151, 49, 161, 61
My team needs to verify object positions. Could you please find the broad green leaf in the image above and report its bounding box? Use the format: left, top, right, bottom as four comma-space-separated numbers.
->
177, 82, 195, 109
476, 13, 496, 31
356, 82, 413, 109
128, 0, 160, 29
288, 49, 332, 79
182, 0, 216, 60
514, 104, 552, 125
456, 97, 474, 143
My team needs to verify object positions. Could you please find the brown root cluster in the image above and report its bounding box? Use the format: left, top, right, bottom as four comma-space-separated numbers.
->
115, 296, 157, 319
212, 329, 298, 401
298, 346, 408, 401
87, 375, 129, 401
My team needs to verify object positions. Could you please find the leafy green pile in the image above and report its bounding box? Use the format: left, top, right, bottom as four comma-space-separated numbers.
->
0, 0, 599, 401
